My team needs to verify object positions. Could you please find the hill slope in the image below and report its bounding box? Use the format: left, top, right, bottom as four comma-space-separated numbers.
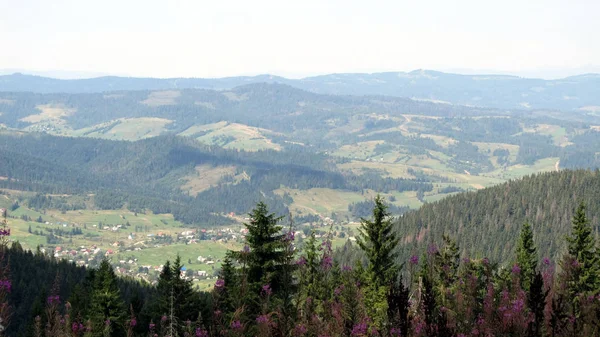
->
394, 169, 600, 263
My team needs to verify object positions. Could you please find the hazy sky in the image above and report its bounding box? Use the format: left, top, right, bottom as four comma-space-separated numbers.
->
1, 0, 598, 79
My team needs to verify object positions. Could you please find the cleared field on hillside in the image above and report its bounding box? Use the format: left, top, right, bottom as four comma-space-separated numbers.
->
73, 117, 173, 140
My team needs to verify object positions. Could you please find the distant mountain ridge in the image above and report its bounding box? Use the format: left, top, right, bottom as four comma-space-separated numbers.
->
1, 70, 599, 110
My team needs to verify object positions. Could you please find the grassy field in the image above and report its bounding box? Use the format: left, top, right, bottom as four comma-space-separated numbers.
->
180, 122, 282, 151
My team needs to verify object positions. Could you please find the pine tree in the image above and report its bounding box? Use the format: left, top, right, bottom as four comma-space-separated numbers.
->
356, 195, 399, 287
516, 222, 538, 290
89, 259, 126, 337
565, 203, 599, 295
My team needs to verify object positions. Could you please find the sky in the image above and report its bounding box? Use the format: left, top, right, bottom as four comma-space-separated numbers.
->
1, 0, 598, 79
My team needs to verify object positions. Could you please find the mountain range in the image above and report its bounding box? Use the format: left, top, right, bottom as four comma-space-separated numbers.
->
2, 70, 600, 111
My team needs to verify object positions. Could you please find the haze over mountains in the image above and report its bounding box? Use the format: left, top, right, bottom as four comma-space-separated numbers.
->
2, 70, 600, 111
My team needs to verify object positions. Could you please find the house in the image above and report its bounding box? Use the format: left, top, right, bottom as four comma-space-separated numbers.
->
198, 271, 208, 277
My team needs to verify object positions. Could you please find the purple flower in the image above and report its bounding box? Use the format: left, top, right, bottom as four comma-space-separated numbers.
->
256, 315, 269, 324
512, 264, 521, 275
230, 320, 242, 330
350, 322, 367, 336
149, 323, 156, 331
0, 279, 11, 293
409, 255, 419, 265
482, 257, 490, 265
161, 315, 167, 323
214, 279, 225, 289
321, 255, 333, 270
47, 295, 60, 304
462, 257, 471, 264
512, 299, 525, 312
342, 265, 352, 271
105, 319, 111, 326
130, 319, 137, 327
262, 284, 272, 296
72, 322, 80, 333
390, 327, 402, 336
195, 328, 208, 337
543, 257, 551, 265
427, 244, 439, 255
296, 257, 307, 266
0, 228, 10, 237
284, 231, 295, 242
294, 324, 308, 335
243, 245, 250, 253
334, 285, 345, 296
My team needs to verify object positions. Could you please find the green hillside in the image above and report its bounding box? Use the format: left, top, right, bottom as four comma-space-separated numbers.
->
394, 169, 600, 263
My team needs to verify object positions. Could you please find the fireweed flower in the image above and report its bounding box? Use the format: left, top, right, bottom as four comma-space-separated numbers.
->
321, 255, 333, 270
350, 322, 367, 336
543, 257, 551, 265
262, 284, 272, 296
427, 244, 439, 255
161, 316, 167, 323
0, 279, 11, 293
294, 324, 307, 335
230, 320, 242, 330
47, 295, 60, 304
284, 231, 295, 242
130, 319, 137, 327
409, 255, 419, 265
195, 328, 208, 337
296, 257, 307, 266
214, 279, 225, 289
342, 265, 352, 271
512, 264, 521, 275
256, 315, 269, 324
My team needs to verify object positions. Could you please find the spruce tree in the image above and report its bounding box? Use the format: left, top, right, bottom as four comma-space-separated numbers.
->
169, 256, 198, 323
243, 202, 285, 289
516, 222, 538, 290
357, 195, 399, 287
89, 259, 126, 337
216, 253, 238, 317
565, 203, 600, 295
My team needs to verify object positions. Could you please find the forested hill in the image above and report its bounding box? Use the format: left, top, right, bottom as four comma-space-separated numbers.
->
1, 70, 600, 110
0, 131, 433, 225
394, 169, 600, 263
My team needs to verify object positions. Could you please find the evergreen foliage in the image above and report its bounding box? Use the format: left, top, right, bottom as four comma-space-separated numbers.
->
516, 222, 538, 290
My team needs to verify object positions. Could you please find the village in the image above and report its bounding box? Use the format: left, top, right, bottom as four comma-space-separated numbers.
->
20, 211, 355, 286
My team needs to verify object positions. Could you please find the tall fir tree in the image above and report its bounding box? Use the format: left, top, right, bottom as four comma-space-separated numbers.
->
238, 202, 288, 315
151, 256, 199, 334
89, 259, 126, 337
516, 222, 538, 290
565, 203, 600, 295
356, 195, 399, 287
356, 195, 400, 328
216, 253, 238, 318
